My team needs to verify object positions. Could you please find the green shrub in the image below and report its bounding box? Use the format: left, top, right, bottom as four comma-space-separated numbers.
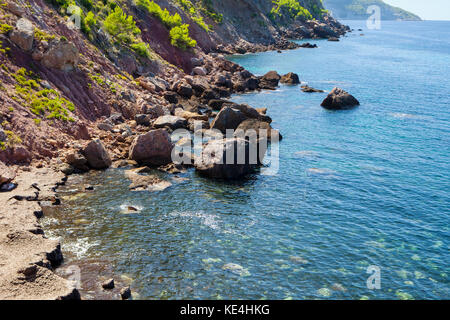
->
170, 24, 197, 49
270, 0, 313, 21
137, 0, 197, 50
104, 6, 141, 44
131, 42, 151, 57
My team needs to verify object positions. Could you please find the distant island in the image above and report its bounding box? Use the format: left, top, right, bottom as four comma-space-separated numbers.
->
323, 0, 422, 21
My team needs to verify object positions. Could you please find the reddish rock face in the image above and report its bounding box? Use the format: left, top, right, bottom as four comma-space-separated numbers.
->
129, 129, 174, 166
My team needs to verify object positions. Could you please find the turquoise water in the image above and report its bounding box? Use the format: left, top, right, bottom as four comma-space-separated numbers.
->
45, 21, 449, 300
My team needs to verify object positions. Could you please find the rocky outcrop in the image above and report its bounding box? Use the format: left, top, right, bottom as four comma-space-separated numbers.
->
10, 18, 34, 52
41, 40, 79, 71
236, 119, 282, 141
259, 71, 281, 89
280, 72, 300, 85
129, 129, 174, 166
211, 106, 248, 133
82, 139, 112, 170
195, 138, 266, 180
321, 87, 360, 109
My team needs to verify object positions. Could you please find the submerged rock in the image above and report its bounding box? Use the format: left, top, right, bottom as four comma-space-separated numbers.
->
129, 129, 174, 166
321, 87, 360, 110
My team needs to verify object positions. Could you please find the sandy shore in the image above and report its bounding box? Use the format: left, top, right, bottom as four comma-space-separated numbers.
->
0, 167, 80, 300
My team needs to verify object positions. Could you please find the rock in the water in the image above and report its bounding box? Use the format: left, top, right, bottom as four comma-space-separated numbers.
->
102, 278, 115, 290
195, 138, 266, 179
120, 287, 131, 300
299, 42, 317, 48
210, 107, 247, 133
301, 85, 325, 93
0, 161, 16, 185
321, 87, 360, 110
259, 71, 281, 89
10, 18, 34, 52
280, 72, 300, 85
153, 115, 187, 130
328, 37, 340, 42
82, 139, 112, 170
41, 39, 79, 71
129, 129, 174, 166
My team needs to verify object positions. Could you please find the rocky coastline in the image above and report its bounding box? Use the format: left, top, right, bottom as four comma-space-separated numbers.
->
0, 0, 352, 299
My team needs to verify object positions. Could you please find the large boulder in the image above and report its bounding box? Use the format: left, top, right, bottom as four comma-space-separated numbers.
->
10, 18, 34, 52
129, 129, 174, 166
82, 139, 112, 169
259, 71, 281, 89
210, 107, 247, 133
153, 115, 187, 130
280, 72, 300, 85
41, 40, 79, 71
321, 87, 360, 110
313, 23, 338, 38
0, 161, 16, 185
195, 138, 266, 180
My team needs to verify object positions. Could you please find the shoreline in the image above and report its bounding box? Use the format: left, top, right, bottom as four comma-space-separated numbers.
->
0, 39, 328, 299
0, 165, 80, 300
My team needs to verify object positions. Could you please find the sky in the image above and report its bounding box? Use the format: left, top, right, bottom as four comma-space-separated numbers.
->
384, 0, 450, 20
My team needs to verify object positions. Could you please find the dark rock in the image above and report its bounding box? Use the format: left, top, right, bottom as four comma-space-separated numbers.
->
102, 278, 115, 290
120, 287, 131, 300
210, 107, 247, 133
164, 91, 178, 104
299, 42, 317, 48
301, 85, 325, 93
280, 72, 300, 85
108, 113, 125, 124
82, 139, 112, 170
321, 87, 360, 110
209, 99, 230, 111
328, 37, 340, 42
135, 114, 152, 126
259, 71, 281, 89
129, 129, 174, 166
177, 83, 193, 98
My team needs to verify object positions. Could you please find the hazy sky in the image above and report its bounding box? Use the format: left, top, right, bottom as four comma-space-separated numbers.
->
384, 0, 450, 20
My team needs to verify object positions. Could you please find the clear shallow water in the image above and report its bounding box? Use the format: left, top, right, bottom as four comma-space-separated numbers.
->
45, 21, 449, 300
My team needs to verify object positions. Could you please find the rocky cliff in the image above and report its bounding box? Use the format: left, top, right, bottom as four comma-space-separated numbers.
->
323, 0, 422, 21
0, 0, 348, 166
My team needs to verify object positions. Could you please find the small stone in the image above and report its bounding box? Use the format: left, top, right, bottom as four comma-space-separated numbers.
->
102, 278, 115, 290
120, 287, 131, 300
